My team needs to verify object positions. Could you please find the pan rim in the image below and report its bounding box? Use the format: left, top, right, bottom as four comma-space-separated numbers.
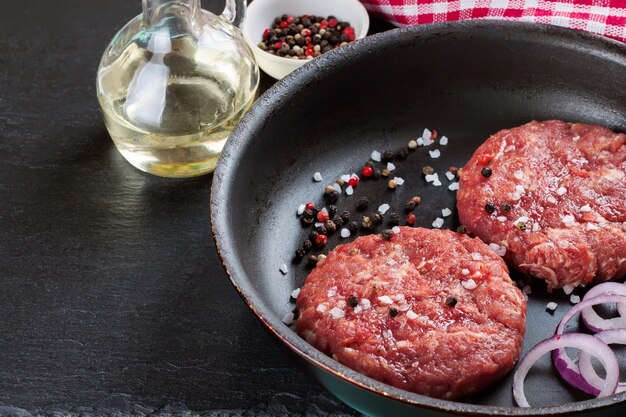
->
211, 20, 626, 416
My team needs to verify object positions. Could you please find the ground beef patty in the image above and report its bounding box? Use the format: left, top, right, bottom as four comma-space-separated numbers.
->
457, 120, 626, 290
296, 227, 526, 400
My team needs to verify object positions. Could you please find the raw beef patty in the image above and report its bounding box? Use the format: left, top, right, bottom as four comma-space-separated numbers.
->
296, 227, 527, 400
457, 120, 626, 290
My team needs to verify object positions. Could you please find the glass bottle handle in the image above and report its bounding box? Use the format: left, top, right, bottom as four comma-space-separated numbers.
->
220, 0, 236, 23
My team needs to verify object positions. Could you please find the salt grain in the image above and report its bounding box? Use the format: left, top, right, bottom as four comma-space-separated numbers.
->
497, 216, 507, 222
313, 172, 322, 182
321, 207, 328, 213
353, 306, 362, 314
556, 186, 567, 196
329, 307, 345, 318
563, 284, 574, 295
532, 223, 540, 232
387, 162, 396, 171
441, 208, 452, 217
580, 204, 591, 212
429, 149, 441, 159
416, 138, 424, 146
587, 223, 600, 231
423, 128, 432, 140
392, 226, 401, 234
546, 302, 558, 311
360, 299, 371, 310
378, 203, 390, 214
462, 279, 477, 290
316, 304, 328, 313
439, 136, 448, 145
461, 268, 470, 275
488, 243, 506, 257
346, 185, 354, 196
291, 288, 301, 299
393, 177, 405, 186
425, 173, 438, 183
445, 171, 455, 181
382, 329, 393, 339
340, 228, 350, 238
448, 182, 459, 191
547, 195, 557, 204
514, 170, 524, 180
432, 217, 444, 228
471, 253, 483, 261
282, 312, 294, 325
333, 183, 341, 192
562, 214, 576, 227
279, 263, 288, 275
341, 174, 351, 183
570, 294, 581, 304
371, 150, 381, 162
314, 222, 324, 228
515, 185, 525, 194
327, 287, 337, 297
297, 204, 306, 216
406, 310, 418, 320
378, 295, 393, 305
433, 179, 442, 186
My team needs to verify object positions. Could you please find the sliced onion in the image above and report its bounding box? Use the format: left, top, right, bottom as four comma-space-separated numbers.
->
581, 282, 626, 332
578, 329, 626, 394
514, 333, 619, 407
552, 294, 626, 395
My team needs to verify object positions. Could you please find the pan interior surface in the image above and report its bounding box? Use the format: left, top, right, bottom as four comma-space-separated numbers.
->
212, 21, 626, 415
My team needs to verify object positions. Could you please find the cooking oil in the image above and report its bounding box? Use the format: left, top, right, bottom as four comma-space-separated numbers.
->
96, 0, 259, 177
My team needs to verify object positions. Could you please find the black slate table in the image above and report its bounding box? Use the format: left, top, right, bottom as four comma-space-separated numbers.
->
0, 1, 398, 416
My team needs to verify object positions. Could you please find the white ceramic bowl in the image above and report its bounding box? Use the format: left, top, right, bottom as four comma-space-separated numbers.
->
242, 0, 370, 79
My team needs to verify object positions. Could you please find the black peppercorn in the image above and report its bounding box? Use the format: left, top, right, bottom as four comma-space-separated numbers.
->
485, 202, 496, 214
308, 230, 319, 241
382, 150, 394, 162
445, 296, 458, 307
332, 215, 344, 228
315, 225, 327, 235
324, 220, 337, 233
347, 221, 359, 233
389, 307, 398, 317
347, 295, 358, 308
364, 160, 374, 168
324, 190, 339, 204
328, 204, 338, 217
397, 148, 409, 160
356, 197, 370, 211
295, 248, 305, 259
388, 212, 400, 226
307, 254, 318, 266
501, 202, 512, 212
371, 212, 383, 225
380, 229, 393, 240
373, 168, 381, 178
456, 225, 468, 234
481, 167, 492, 178
302, 239, 313, 252
339, 211, 351, 223
404, 200, 416, 212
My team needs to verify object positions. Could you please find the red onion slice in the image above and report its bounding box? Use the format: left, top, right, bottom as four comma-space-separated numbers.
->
552, 294, 626, 395
581, 282, 626, 332
514, 333, 619, 407
578, 329, 626, 394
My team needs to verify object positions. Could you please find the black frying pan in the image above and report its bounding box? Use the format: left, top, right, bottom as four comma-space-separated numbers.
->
212, 21, 626, 416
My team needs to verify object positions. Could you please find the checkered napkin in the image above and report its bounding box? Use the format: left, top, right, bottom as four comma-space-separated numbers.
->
359, 0, 626, 43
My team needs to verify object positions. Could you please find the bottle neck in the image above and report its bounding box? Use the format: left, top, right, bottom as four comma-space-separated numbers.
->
142, 0, 200, 26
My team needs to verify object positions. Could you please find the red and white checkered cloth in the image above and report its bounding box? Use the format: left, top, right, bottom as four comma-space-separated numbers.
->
360, 0, 626, 43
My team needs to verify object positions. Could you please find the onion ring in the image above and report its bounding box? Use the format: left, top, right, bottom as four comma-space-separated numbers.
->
581, 282, 626, 332
578, 329, 626, 394
514, 333, 619, 407
552, 294, 626, 395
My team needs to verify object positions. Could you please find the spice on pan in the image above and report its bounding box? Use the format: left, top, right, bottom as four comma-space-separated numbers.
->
445, 296, 458, 307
